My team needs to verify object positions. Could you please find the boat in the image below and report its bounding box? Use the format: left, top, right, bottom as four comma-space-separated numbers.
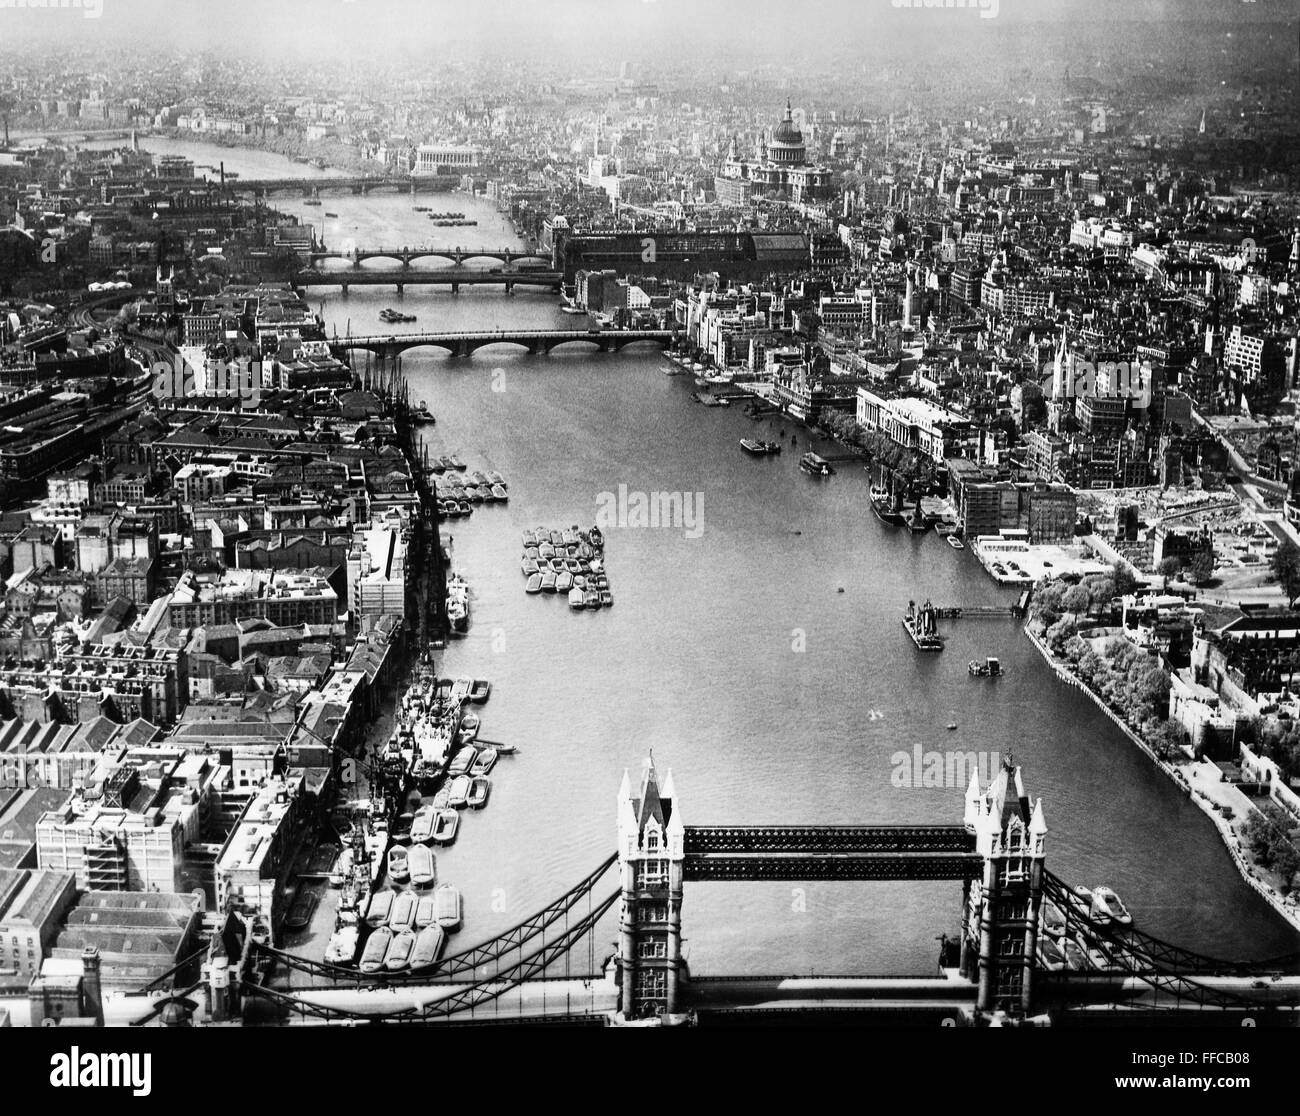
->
409, 843, 437, 889
561, 304, 586, 315
470, 679, 491, 704
325, 211, 339, 218
902, 599, 944, 652
448, 455, 466, 471
1061, 938, 1088, 971
584, 589, 602, 609
324, 925, 359, 965
387, 845, 409, 883
364, 888, 393, 928
329, 848, 353, 887
968, 657, 1003, 678
555, 571, 574, 593
522, 529, 537, 548
414, 894, 438, 929
384, 929, 416, 972
430, 786, 452, 810
946, 534, 966, 550
870, 484, 906, 527
1041, 900, 1067, 937
411, 925, 447, 969
285, 890, 318, 932
460, 712, 480, 734
799, 451, 833, 477
588, 525, 604, 549
491, 484, 508, 501
1084, 939, 1118, 971
432, 808, 460, 845
304, 197, 322, 206
411, 403, 434, 424
1037, 938, 1067, 972
1093, 886, 1133, 927
467, 776, 491, 809
434, 884, 462, 931
359, 926, 393, 973
540, 571, 557, 593
448, 774, 473, 808
906, 504, 929, 534
470, 746, 498, 777
600, 590, 614, 607
409, 806, 436, 843
569, 588, 585, 609
448, 746, 477, 776
389, 890, 418, 932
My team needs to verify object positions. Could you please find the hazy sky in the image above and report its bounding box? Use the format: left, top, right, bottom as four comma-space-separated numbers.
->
0, 0, 1294, 57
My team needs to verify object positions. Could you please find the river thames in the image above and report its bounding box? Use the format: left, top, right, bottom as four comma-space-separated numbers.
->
96, 136, 1300, 976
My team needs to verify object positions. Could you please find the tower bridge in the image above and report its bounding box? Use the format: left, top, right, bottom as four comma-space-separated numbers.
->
216, 758, 1300, 1028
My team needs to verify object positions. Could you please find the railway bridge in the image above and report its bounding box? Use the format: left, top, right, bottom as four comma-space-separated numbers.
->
329, 328, 676, 360
307, 247, 552, 269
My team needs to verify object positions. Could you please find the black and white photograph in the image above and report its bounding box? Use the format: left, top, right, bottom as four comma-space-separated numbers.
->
0, 0, 1298, 1089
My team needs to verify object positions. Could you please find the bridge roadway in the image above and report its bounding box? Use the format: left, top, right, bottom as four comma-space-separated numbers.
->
328, 327, 676, 358
219, 174, 462, 194
293, 268, 561, 292
307, 247, 551, 268
683, 824, 984, 881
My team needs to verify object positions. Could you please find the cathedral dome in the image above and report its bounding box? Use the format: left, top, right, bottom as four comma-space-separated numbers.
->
767, 101, 806, 165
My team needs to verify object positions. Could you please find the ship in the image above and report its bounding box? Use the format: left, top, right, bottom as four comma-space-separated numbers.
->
799, 451, 833, 477
903, 599, 944, 652
870, 484, 906, 527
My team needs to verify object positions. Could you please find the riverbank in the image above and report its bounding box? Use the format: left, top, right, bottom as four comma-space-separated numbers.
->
1023, 623, 1300, 936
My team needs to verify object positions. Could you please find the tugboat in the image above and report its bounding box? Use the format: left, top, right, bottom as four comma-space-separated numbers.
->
799, 451, 834, 476
902, 599, 944, 652
968, 657, 1003, 678
410, 403, 435, 425
870, 483, 906, 527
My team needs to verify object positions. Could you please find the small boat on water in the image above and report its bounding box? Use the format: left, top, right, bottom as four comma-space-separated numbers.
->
448, 746, 476, 776
285, 890, 319, 932
470, 747, 498, 777
1041, 900, 1067, 938
903, 599, 944, 652
491, 484, 508, 501
522, 530, 537, 548
1037, 938, 1067, 972
569, 588, 585, 609
968, 657, 1003, 678
1062, 938, 1088, 971
387, 845, 409, 883
384, 929, 417, 972
870, 485, 906, 527
739, 438, 781, 455
588, 525, 604, 549
470, 679, 491, 703
414, 894, 438, 929
1093, 886, 1133, 927
600, 590, 614, 607
540, 571, 557, 593
584, 589, 601, 609
448, 455, 466, 471
556, 571, 574, 593
365, 890, 394, 927
388, 890, 418, 932
467, 776, 491, 809
325, 925, 359, 965
409, 843, 437, 889
432, 808, 460, 845
360, 926, 392, 974
410, 806, 436, 844
411, 925, 447, 969
430, 786, 452, 810
799, 451, 833, 476
434, 884, 463, 931
525, 573, 542, 594
448, 774, 473, 808
947, 534, 966, 550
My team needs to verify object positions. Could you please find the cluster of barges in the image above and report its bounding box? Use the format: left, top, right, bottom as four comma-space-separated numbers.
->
1036, 885, 1134, 973
433, 469, 508, 517
520, 525, 613, 609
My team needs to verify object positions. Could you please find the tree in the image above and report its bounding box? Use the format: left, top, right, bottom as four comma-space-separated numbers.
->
1271, 540, 1300, 608
1062, 583, 1092, 617
1045, 616, 1077, 655
1187, 550, 1215, 586
1156, 556, 1182, 589
1145, 719, 1185, 760
1111, 560, 1139, 598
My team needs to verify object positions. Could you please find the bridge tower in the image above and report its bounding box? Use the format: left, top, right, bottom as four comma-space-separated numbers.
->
615, 757, 686, 1021
961, 758, 1047, 1020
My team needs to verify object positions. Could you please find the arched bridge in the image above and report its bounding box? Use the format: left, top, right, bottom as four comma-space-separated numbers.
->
217, 174, 462, 195
293, 268, 561, 293
329, 328, 677, 359
308, 247, 553, 269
